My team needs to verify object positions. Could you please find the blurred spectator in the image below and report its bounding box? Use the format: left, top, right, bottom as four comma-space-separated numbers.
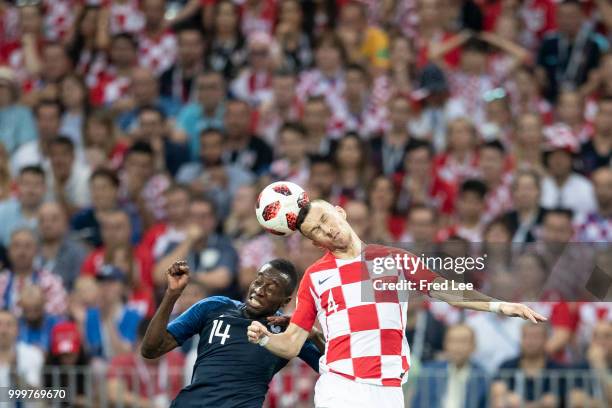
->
344, 200, 372, 243
17, 285, 62, 353
138, 0, 177, 76
493, 323, 566, 407
402, 206, 438, 247
44, 321, 90, 407
58, 73, 90, 147
370, 94, 414, 176
571, 321, 612, 404
0, 309, 44, 389
434, 117, 480, 185
302, 95, 335, 156
306, 154, 339, 203
333, 132, 371, 205
176, 70, 227, 159
71, 168, 141, 248
576, 167, 612, 242
224, 184, 263, 248
11, 99, 63, 175
413, 324, 488, 408
81, 209, 153, 292
82, 110, 125, 170
0, 165, 46, 246
47, 136, 92, 213
231, 31, 277, 107
541, 126, 597, 216
176, 128, 255, 219
0, 228, 67, 316
131, 106, 190, 177
89, 33, 139, 106
141, 184, 192, 264
537, 0, 608, 101
478, 141, 513, 224
154, 197, 239, 299
555, 90, 591, 145
269, 122, 309, 186
514, 112, 546, 174
397, 141, 456, 218
107, 319, 184, 408
579, 97, 612, 175
275, 0, 313, 72
116, 67, 180, 133
36, 202, 88, 291
438, 179, 487, 242
501, 169, 546, 244
204, 0, 247, 80
509, 66, 553, 125
34, 42, 72, 103
106, 0, 144, 36
120, 141, 171, 228
257, 69, 302, 145
224, 99, 273, 176
65, 5, 103, 79
159, 28, 205, 104
367, 175, 404, 242
82, 264, 143, 359
0, 144, 10, 202
0, 66, 37, 154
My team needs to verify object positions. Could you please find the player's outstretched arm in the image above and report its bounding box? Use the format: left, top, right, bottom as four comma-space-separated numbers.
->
247, 321, 310, 359
141, 260, 189, 359
428, 277, 547, 323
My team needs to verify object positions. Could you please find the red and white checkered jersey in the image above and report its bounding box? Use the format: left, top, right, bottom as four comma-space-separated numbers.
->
0, 269, 67, 316
138, 30, 177, 76
43, 0, 76, 41
290, 245, 437, 387
108, 0, 145, 35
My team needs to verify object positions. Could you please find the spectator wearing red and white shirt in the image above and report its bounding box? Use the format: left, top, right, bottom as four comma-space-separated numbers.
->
296, 33, 346, 119
105, 0, 145, 35
80, 209, 154, 291
575, 167, 612, 242
0, 1, 19, 50
42, 0, 76, 41
240, 0, 277, 37
231, 31, 276, 107
556, 90, 594, 145
269, 123, 310, 187
507, 65, 554, 125
433, 117, 480, 186
0, 229, 67, 317
478, 140, 514, 224
138, 0, 177, 76
334, 64, 387, 139
88, 33, 139, 106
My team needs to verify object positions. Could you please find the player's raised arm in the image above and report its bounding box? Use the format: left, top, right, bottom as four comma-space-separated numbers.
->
428, 276, 548, 323
247, 321, 310, 359
141, 260, 189, 359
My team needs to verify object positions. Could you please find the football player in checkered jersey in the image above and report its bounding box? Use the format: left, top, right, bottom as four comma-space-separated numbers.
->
247, 199, 547, 407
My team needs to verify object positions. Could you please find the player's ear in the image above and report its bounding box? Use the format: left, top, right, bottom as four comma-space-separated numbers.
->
281, 296, 291, 308
335, 206, 347, 219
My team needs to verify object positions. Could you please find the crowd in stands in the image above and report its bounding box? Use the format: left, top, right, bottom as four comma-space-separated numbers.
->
0, 0, 611, 406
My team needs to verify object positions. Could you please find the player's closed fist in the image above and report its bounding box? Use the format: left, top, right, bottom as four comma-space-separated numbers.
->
167, 261, 190, 295
247, 321, 272, 345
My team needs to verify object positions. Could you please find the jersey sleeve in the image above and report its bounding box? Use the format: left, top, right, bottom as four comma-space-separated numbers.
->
290, 273, 317, 332
167, 296, 232, 345
297, 340, 322, 372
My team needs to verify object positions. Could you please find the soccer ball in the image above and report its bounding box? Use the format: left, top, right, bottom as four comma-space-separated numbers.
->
255, 181, 310, 236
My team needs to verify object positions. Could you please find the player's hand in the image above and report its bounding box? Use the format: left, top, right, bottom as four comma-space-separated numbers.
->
247, 321, 272, 345
266, 315, 290, 329
166, 261, 190, 296
499, 303, 547, 323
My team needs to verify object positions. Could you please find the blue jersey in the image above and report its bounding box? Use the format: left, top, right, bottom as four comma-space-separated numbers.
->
167, 296, 321, 408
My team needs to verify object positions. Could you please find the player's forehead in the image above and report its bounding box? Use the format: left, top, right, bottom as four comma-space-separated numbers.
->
256, 263, 287, 285
301, 202, 334, 229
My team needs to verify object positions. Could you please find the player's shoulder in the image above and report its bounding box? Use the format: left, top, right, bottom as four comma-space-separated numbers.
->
304, 251, 338, 276
191, 296, 241, 312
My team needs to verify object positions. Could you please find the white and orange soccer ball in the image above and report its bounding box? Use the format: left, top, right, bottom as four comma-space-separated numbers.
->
255, 181, 309, 236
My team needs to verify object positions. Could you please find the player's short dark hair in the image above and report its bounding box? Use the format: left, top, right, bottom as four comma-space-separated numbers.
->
19, 165, 45, 179
90, 167, 120, 188
50, 136, 75, 152
137, 318, 152, 340
296, 201, 313, 234
268, 258, 298, 296
460, 179, 488, 200
480, 140, 506, 155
